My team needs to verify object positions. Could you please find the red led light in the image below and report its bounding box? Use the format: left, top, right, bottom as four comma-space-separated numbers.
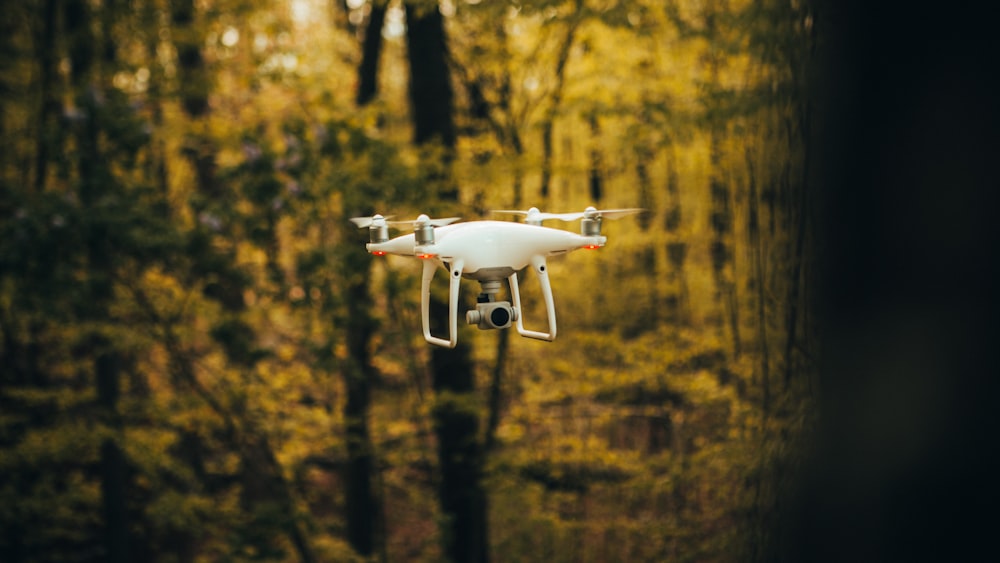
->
372, 250, 387, 256
583, 244, 601, 250
417, 253, 436, 259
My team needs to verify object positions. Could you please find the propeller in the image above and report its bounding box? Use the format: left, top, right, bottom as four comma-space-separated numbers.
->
387, 214, 461, 229
493, 206, 644, 222
349, 214, 461, 229
349, 214, 393, 228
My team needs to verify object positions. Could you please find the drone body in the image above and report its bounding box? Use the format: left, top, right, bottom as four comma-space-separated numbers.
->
370, 220, 604, 278
352, 207, 640, 348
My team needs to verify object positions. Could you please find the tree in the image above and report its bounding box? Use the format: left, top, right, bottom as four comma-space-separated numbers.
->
357, 1, 389, 106
405, 3, 488, 562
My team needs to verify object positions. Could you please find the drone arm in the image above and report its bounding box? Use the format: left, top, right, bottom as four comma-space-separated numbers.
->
421, 258, 463, 348
510, 255, 557, 342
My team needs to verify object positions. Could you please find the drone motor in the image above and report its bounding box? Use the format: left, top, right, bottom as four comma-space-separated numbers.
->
581, 216, 602, 236
370, 223, 388, 243
415, 222, 435, 245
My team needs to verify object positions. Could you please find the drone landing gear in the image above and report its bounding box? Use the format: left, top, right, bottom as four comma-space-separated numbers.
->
420, 256, 557, 348
509, 255, 557, 342
421, 259, 463, 348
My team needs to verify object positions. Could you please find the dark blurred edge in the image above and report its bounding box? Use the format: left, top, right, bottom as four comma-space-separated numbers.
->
777, 1, 1000, 560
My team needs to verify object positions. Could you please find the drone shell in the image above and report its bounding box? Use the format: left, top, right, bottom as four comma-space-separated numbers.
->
367, 220, 606, 279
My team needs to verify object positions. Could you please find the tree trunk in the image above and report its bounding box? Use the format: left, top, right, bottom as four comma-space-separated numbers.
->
429, 334, 488, 563
404, 3, 455, 148
588, 112, 604, 203
172, 0, 220, 202
662, 147, 690, 331
356, 2, 387, 106
33, 0, 59, 192
745, 147, 770, 416
344, 6, 391, 554
96, 348, 129, 563
405, 5, 488, 561
341, 239, 379, 558
538, 0, 584, 201
65, 0, 130, 559
704, 5, 740, 358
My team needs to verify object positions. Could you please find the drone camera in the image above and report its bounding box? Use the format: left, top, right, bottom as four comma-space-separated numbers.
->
466, 301, 518, 330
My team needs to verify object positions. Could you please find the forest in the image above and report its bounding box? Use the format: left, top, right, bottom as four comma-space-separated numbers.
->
2, 0, 996, 562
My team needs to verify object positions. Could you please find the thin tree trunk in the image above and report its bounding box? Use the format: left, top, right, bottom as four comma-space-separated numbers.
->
588, 112, 604, 203
783, 103, 812, 389
636, 148, 653, 231
663, 146, 690, 330
143, 2, 170, 211
448, 19, 525, 207
539, 0, 584, 200
745, 147, 771, 416
172, 0, 219, 201
704, 5, 740, 358
33, 0, 59, 192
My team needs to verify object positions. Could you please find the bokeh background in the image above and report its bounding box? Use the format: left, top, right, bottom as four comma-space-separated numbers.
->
2, 0, 996, 561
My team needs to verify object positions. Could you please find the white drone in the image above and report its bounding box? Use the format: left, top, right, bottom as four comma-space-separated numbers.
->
351, 206, 642, 348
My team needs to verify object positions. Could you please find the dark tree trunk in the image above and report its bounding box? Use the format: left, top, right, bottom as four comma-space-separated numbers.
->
429, 334, 489, 563
344, 5, 390, 555
663, 146, 690, 331
356, 2, 387, 106
341, 240, 379, 558
588, 112, 604, 203
405, 4, 488, 561
172, 0, 219, 201
33, 0, 59, 192
171, 0, 209, 119
96, 348, 129, 563
65, 1, 130, 560
404, 3, 455, 148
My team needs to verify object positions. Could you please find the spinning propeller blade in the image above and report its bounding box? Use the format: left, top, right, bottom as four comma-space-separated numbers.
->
349, 214, 393, 228
591, 208, 645, 220
387, 215, 461, 228
493, 206, 644, 221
